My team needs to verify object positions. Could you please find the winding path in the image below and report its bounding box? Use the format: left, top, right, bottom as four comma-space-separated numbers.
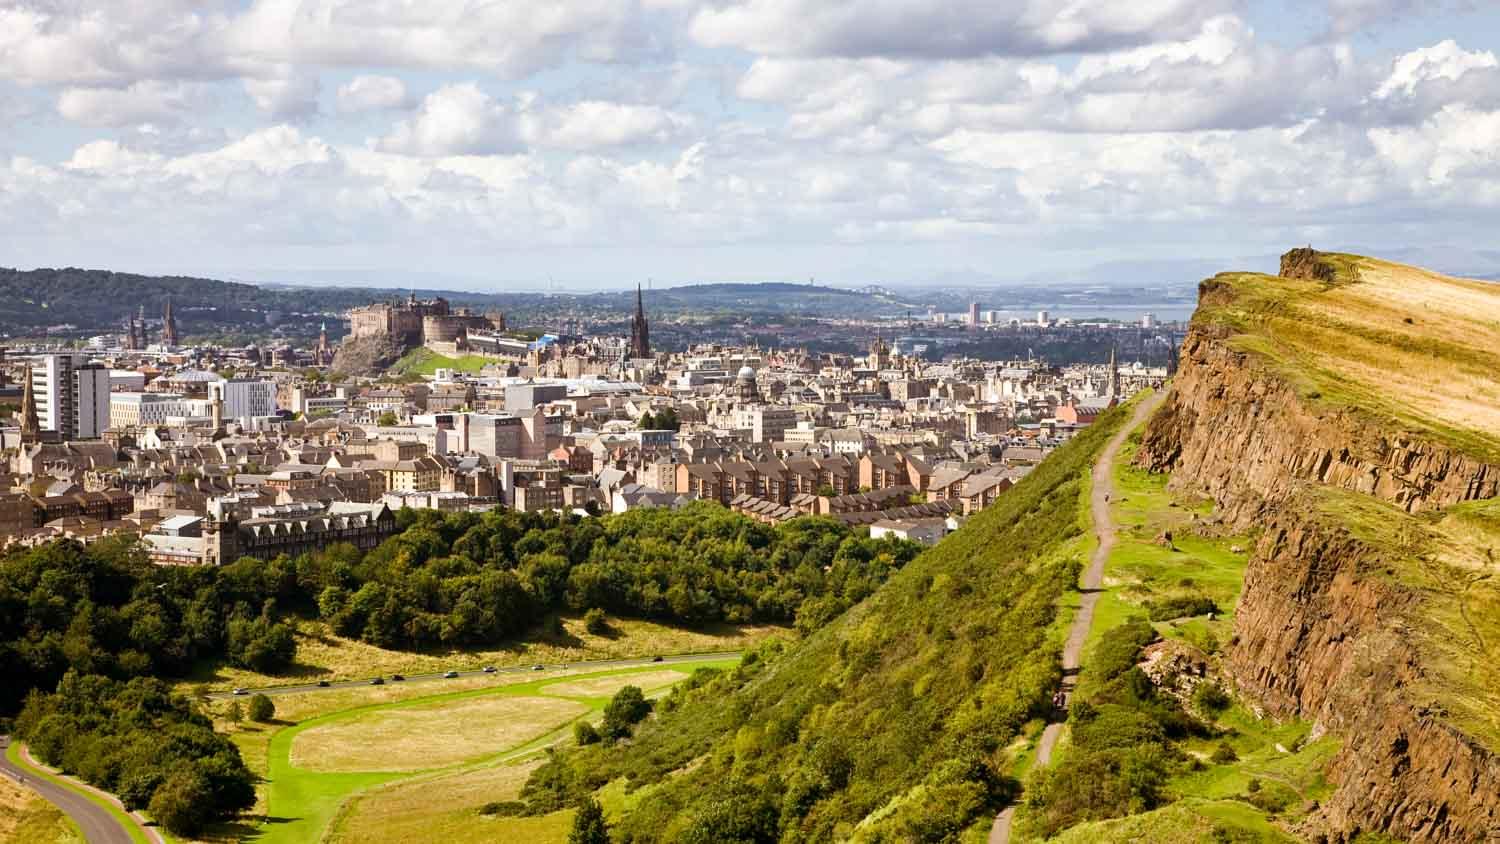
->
989, 392, 1164, 844
0, 735, 161, 844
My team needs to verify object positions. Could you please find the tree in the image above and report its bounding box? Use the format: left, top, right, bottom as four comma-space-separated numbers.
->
149, 770, 212, 836
602, 685, 652, 741
583, 608, 609, 635
226, 701, 243, 724
247, 694, 275, 722
377, 411, 399, 426
574, 721, 601, 746
569, 797, 610, 844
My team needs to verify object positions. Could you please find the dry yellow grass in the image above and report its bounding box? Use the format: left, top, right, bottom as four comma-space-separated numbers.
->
291, 695, 586, 773
543, 669, 687, 699
0, 776, 83, 844
186, 615, 782, 693
1210, 254, 1500, 462
331, 760, 542, 844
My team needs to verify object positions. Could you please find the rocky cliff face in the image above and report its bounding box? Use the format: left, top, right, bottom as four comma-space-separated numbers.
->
1137, 324, 1498, 526
1230, 512, 1500, 842
1137, 251, 1500, 843
331, 334, 408, 376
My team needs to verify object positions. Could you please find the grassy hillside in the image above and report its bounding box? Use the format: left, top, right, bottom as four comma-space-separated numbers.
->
513, 401, 1138, 841
1193, 252, 1500, 462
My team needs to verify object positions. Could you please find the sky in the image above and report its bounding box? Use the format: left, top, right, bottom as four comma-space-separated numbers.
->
3, 0, 1500, 291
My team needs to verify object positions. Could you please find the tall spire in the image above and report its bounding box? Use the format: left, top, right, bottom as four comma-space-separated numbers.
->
629, 283, 650, 359
19, 365, 40, 445
162, 297, 179, 347
1107, 346, 1120, 399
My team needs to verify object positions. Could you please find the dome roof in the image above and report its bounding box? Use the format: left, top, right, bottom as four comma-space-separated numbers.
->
737, 365, 756, 380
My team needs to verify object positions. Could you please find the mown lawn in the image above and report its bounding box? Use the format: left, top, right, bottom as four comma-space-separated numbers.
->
237, 657, 736, 844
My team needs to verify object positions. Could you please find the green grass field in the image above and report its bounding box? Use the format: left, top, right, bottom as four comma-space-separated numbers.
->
389, 348, 497, 377
180, 613, 780, 694
229, 656, 737, 844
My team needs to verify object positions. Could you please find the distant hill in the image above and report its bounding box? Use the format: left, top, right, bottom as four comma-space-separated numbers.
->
0, 267, 917, 335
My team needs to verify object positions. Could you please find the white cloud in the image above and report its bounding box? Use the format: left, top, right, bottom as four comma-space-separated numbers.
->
1375, 40, 1498, 99
690, 0, 1235, 59
336, 75, 412, 112
56, 81, 209, 127
243, 71, 320, 120
378, 83, 521, 157
520, 101, 691, 149
225, 0, 669, 78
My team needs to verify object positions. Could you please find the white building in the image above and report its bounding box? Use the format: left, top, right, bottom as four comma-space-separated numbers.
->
33, 353, 110, 440
111, 392, 191, 429
210, 378, 277, 424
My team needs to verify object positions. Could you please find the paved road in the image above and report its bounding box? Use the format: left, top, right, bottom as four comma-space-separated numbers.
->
989, 393, 1164, 844
1, 736, 137, 844
207, 650, 741, 700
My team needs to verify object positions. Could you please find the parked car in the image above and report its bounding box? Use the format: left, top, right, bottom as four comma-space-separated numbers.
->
317, 680, 331, 688
443, 671, 459, 679
370, 677, 385, 686
391, 674, 405, 681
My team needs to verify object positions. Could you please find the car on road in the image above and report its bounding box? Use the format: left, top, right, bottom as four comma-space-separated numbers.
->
232, 688, 248, 695
651, 655, 664, 663
443, 671, 459, 679
317, 680, 331, 687
483, 666, 497, 673
531, 664, 544, 671
391, 674, 405, 681
370, 677, 385, 685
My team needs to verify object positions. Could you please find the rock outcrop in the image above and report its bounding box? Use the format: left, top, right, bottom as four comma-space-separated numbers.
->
1137, 250, 1500, 843
331, 334, 407, 376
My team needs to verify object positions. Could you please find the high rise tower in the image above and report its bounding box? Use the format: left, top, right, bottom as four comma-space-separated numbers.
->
628, 284, 651, 359
162, 297, 179, 347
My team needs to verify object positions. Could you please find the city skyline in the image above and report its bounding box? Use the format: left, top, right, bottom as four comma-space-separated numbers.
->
3, 2, 1500, 288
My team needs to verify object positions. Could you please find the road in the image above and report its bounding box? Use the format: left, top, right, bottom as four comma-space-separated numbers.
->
989, 392, 1164, 844
207, 650, 741, 700
0, 735, 149, 844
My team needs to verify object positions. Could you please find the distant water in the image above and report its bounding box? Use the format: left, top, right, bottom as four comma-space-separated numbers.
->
940, 304, 1197, 324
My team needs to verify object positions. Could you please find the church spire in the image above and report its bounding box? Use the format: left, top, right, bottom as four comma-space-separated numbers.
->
162, 296, 179, 347
628, 283, 650, 359
19, 365, 40, 445
1107, 346, 1120, 399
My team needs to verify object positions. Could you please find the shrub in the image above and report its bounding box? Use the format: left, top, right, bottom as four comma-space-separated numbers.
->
247, 694, 275, 722
569, 797, 610, 844
574, 721, 601, 746
1210, 741, 1238, 764
1145, 594, 1219, 622
1193, 681, 1231, 715
602, 686, 651, 741
478, 801, 527, 816
1092, 621, 1158, 683
583, 608, 609, 635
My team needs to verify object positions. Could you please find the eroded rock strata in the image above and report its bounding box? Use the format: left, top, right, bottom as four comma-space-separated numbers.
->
1136, 251, 1500, 843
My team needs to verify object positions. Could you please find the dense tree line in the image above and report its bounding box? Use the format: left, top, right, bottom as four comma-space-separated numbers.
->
311, 504, 921, 650
514, 404, 1137, 842
16, 672, 255, 836
0, 535, 298, 714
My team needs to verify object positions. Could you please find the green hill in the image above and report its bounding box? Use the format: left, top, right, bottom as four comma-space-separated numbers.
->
515, 402, 1137, 841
